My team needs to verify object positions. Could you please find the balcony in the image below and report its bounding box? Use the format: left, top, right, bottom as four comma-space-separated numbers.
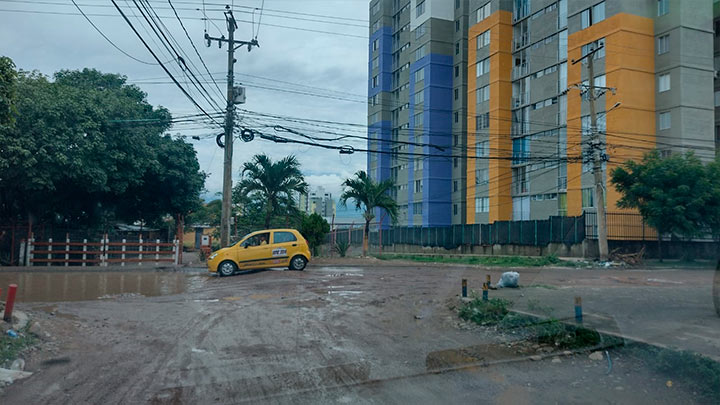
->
512, 63, 528, 79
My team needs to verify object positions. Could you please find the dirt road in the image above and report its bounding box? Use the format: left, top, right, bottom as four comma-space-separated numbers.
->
1, 263, 717, 403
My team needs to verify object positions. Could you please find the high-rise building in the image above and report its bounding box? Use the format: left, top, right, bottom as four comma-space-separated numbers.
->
368, 0, 716, 227
299, 186, 336, 218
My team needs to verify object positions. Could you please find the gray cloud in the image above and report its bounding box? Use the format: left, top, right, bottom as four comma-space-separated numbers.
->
0, 0, 370, 201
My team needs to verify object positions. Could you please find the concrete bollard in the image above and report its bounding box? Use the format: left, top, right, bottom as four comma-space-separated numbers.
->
461, 279, 467, 298
574, 296, 583, 323
4, 284, 18, 322
482, 282, 489, 301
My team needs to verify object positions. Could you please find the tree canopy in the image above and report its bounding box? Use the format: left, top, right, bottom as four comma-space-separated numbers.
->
611, 151, 712, 240
0, 61, 205, 228
233, 154, 308, 230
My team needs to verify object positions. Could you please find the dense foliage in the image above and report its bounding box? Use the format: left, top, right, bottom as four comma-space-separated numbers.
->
232, 154, 308, 230
299, 213, 330, 256
0, 60, 205, 228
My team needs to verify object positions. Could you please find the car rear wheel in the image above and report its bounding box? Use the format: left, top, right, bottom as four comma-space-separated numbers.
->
289, 255, 307, 271
218, 260, 237, 277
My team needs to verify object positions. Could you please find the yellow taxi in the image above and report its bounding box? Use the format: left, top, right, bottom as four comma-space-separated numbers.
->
207, 229, 311, 276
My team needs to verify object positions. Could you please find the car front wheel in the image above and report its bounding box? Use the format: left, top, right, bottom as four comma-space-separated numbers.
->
218, 260, 237, 277
289, 255, 307, 271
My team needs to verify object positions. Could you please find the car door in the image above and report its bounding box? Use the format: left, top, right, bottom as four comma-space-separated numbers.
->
269, 231, 298, 267
238, 232, 272, 269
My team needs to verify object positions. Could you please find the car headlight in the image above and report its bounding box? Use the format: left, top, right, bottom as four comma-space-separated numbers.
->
209, 253, 218, 260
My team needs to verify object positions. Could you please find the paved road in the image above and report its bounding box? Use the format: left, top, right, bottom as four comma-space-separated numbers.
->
2, 263, 717, 404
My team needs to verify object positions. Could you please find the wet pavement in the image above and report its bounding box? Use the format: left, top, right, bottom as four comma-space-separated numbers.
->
0, 264, 717, 403
0, 271, 205, 302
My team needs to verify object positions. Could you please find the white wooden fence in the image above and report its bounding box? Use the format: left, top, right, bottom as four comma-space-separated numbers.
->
21, 234, 180, 267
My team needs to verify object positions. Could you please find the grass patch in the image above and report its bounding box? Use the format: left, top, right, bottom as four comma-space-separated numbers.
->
458, 297, 612, 350
375, 253, 575, 267
0, 324, 38, 367
624, 345, 720, 399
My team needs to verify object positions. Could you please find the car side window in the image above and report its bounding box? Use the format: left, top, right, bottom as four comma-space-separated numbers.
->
243, 233, 271, 247
273, 231, 297, 244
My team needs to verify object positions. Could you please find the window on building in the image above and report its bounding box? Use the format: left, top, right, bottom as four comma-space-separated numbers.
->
369, 112, 380, 124
476, 112, 490, 130
454, 88, 459, 100
454, 204, 458, 216
477, 30, 491, 49
454, 135, 459, 146
476, 2, 491, 23
476, 168, 489, 185
415, 23, 427, 39
475, 197, 489, 213
416, 1, 425, 17
558, 0, 567, 28
715, 90, 720, 107
415, 44, 427, 60
372, 75, 378, 88
454, 157, 459, 168
582, 188, 594, 208
657, 0, 669, 16
414, 111, 423, 127
476, 140, 489, 157
581, 1, 605, 29
415, 179, 423, 193
372, 57, 379, 70
476, 85, 490, 103
456, 19, 461, 32
513, 167, 528, 194
454, 111, 459, 123
413, 202, 423, 215
657, 35, 669, 54
453, 181, 458, 192
659, 111, 671, 130
373, 39, 379, 51
415, 67, 424, 82
658, 73, 670, 92
371, 2, 380, 15
456, 0, 460, 9
455, 42, 460, 55
414, 91, 424, 104
581, 38, 605, 60
476, 58, 490, 77
455, 65, 460, 78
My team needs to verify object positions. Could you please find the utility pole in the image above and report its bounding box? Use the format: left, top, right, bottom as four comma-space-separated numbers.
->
572, 44, 611, 261
205, 5, 258, 247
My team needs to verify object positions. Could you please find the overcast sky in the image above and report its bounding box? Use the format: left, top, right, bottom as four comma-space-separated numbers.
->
0, 0, 370, 201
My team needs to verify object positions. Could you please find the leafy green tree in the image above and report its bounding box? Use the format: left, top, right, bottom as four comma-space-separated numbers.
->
0, 66, 204, 227
0, 56, 17, 127
611, 151, 711, 260
186, 199, 222, 228
340, 170, 397, 256
233, 154, 308, 229
299, 213, 330, 256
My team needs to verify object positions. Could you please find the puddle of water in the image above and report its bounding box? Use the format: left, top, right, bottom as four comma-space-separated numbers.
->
0, 271, 196, 303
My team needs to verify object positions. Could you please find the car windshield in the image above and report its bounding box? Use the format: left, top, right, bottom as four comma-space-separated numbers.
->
1, 0, 719, 403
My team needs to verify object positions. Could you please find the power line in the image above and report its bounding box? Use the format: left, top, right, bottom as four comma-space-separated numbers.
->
166, 0, 224, 101
132, 0, 224, 113
70, 0, 160, 65
110, 0, 221, 127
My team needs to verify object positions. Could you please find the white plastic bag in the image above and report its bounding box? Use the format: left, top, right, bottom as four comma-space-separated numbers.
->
496, 271, 519, 288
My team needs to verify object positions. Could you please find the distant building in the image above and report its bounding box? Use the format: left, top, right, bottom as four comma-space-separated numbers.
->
299, 186, 336, 218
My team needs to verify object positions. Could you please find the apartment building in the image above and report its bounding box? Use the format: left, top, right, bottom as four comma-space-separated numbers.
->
715, 0, 720, 151
298, 187, 336, 218
368, 0, 716, 227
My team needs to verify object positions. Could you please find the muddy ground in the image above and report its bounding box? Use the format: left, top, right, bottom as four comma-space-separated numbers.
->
0, 263, 717, 404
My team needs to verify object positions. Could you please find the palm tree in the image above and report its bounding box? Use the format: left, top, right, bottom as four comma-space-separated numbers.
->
235, 154, 308, 229
340, 170, 397, 256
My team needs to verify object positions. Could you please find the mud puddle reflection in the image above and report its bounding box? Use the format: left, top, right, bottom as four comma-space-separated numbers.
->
0, 271, 199, 302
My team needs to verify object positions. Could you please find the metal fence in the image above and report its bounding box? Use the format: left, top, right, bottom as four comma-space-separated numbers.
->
585, 212, 718, 242
327, 215, 586, 248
